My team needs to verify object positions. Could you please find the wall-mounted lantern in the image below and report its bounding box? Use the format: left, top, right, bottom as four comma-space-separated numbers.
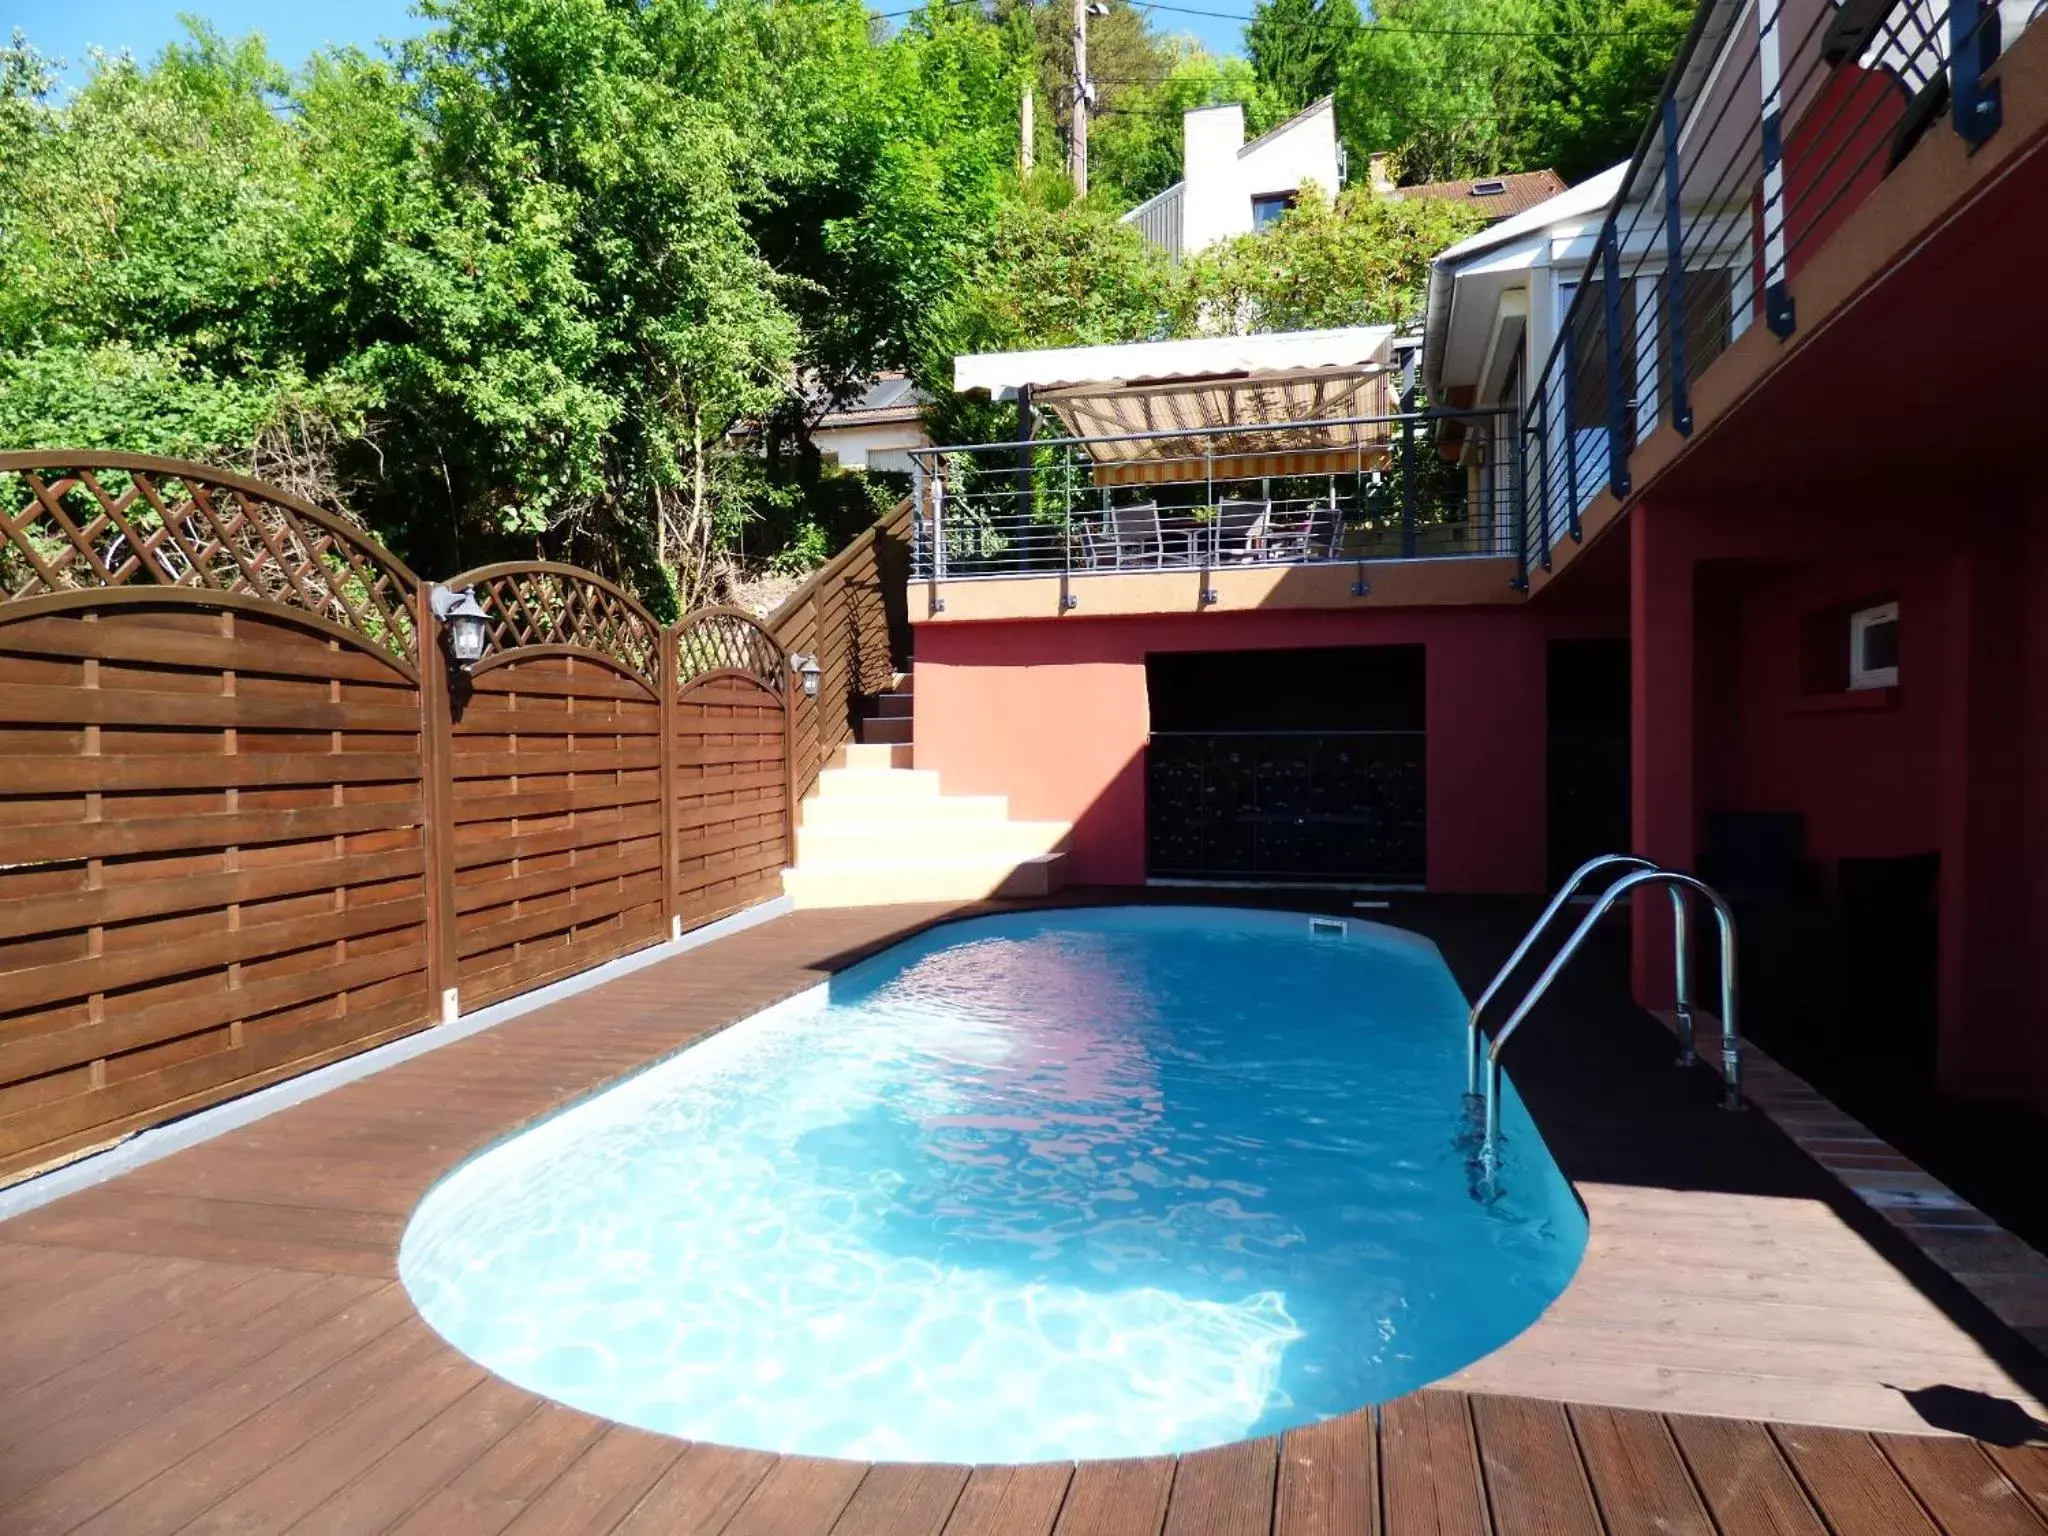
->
791, 653, 822, 699
430, 585, 491, 673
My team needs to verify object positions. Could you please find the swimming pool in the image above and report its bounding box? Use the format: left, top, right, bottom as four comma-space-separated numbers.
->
400, 908, 1587, 1464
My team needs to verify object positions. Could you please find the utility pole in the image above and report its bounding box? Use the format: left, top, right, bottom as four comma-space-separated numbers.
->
1021, 82, 1034, 172
1069, 0, 1090, 195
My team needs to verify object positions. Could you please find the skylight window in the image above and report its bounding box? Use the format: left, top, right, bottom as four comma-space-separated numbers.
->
1471, 180, 1507, 197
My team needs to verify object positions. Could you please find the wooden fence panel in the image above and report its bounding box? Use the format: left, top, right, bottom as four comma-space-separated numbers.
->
769, 498, 911, 802
0, 455, 431, 1181
673, 610, 791, 930
444, 565, 668, 1009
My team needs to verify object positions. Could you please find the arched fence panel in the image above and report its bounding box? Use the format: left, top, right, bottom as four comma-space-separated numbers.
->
443, 563, 669, 1010
0, 456, 433, 1182
673, 609, 791, 930
0, 455, 910, 1180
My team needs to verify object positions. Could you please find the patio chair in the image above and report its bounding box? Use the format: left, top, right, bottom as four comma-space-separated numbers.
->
1265, 504, 1342, 562
1212, 500, 1270, 563
1109, 501, 1170, 567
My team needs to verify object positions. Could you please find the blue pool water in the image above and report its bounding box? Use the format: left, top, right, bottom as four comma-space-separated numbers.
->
400, 908, 1587, 1463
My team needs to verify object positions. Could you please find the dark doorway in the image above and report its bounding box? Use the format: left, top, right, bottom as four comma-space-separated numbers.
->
1546, 638, 1630, 886
1145, 646, 1426, 883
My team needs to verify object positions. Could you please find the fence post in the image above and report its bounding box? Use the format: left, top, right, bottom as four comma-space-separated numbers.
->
780, 631, 800, 873
415, 584, 460, 1024
1600, 225, 1632, 505
1661, 96, 1694, 436
658, 623, 680, 940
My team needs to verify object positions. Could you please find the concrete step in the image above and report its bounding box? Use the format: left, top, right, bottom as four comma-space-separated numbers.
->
829, 743, 914, 771
815, 765, 941, 799
860, 715, 913, 746
888, 672, 913, 694
800, 793, 1009, 828
796, 818, 1069, 865
783, 851, 1068, 908
875, 693, 915, 719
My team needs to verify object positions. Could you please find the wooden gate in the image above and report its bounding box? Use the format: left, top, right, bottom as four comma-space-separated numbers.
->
0, 454, 434, 1181
672, 608, 791, 930
441, 563, 669, 1009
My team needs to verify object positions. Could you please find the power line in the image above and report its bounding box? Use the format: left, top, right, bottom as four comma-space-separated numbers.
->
870, 0, 1636, 39
1132, 0, 1634, 35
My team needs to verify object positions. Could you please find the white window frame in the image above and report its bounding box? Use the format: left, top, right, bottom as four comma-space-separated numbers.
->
1849, 601, 1899, 690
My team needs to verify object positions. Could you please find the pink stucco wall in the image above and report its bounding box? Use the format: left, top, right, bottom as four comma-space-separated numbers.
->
912, 605, 1622, 891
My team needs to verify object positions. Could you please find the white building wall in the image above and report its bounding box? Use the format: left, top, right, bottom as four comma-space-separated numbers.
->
1238, 99, 1340, 209
1179, 104, 1247, 255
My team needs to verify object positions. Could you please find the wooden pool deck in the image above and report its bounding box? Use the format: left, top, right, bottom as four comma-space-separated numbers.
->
5, 897, 2048, 1534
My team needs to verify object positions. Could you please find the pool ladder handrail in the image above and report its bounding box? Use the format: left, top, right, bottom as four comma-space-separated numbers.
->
1467, 856, 1741, 1172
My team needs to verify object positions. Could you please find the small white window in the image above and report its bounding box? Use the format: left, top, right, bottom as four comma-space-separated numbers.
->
1849, 601, 1899, 690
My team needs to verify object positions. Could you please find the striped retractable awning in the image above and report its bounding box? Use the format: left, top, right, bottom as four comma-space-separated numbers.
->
1040, 366, 1398, 486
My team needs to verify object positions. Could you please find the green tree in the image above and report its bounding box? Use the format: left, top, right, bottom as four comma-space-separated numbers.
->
1515, 0, 1693, 180
1245, 0, 1362, 117
1088, 50, 1283, 209
1171, 179, 1483, 333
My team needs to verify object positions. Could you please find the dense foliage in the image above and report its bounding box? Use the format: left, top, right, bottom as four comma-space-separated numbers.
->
0, 0, 1685, 607
1266, 0, 1693, 186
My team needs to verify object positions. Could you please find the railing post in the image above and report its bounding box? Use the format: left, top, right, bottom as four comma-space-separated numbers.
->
1600, 226, 1632, 504
1757, 0, 1796, 337
1513, 414, 1530, 590
1400, 390, 1417, 558
1952, 0, 2003, 150
1660, 96, 1694, 436
415, 584, 460, 1024
1535, 414, 1552, 572
910, 459, 927, 579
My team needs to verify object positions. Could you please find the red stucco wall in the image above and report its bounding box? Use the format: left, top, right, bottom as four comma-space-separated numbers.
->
913, 605, 1622, 891
1630, 487, 2048, 1104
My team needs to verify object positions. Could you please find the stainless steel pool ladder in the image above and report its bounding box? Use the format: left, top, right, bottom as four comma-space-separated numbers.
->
1465, 855, 1741, 1172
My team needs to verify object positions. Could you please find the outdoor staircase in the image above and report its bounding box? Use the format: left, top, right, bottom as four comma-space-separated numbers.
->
781, 674, 1072, 906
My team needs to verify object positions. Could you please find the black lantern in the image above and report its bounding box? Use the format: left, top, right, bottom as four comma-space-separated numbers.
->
792, 653, 822, 699
431, 585, 490, 671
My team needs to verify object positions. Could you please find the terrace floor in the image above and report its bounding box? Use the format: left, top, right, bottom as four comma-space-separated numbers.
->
5, 896, 2048, 1534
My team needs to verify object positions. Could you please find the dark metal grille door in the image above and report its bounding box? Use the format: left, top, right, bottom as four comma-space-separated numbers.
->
1146, 731, 1426, 883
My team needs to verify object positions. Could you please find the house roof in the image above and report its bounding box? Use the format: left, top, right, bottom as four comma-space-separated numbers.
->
1421, 162, 1627, 398
1396, 169, 1570, 223
1118, 96, 1337, 226
814, 373, 929, 429
954, 326, 1395, 398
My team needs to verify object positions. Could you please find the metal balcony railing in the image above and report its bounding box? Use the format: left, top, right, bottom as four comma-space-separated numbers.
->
908, 408, 1522, 585
1518, 0, 2041, 582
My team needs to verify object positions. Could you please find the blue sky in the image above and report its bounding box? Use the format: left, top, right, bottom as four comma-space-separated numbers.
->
14, 0, 1247, 82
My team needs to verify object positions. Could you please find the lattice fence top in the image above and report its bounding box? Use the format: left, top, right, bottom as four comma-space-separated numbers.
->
675, 608, 787, 695
0, 454, 420, 664
451, 562, 662, 686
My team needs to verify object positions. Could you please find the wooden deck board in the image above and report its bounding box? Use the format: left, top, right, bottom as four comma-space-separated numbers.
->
1, 900, 2046, 1535
1052, 1458, 1176, 1536
1160, 1437, 1277, 1536
1566, 1405, 1713, 1536
1769, 1424, 1944, 1536
1467, 1395, 1602, 1536
1381, 1392, 1489, 1536
1274, 1414, 1377, 1536
721, 1454, 870, 1536
1878, 1434, 2048, 1535
832, 1462, 974, 1536
610, 1443, 779, 1536
940, 1463, 1075, 1536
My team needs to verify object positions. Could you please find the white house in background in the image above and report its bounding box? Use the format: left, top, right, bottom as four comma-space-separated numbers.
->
810, 373, 929, 473
1422, 158, 1757, 503
1121, 97, 1343, 262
